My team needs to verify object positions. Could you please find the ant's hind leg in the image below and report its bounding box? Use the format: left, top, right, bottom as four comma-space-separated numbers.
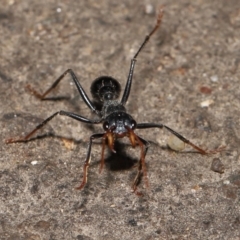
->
27, 69, 99, 114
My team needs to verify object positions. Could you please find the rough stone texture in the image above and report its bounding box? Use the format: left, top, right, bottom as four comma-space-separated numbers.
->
1, 0, 240, 239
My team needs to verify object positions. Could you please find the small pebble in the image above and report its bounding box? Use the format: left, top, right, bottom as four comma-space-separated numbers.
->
200, 99, 214, 108
31, 160, 38, 165
167, 135, 185, 151
145, 4, 154, 15
210, 75, 218, 82
211, 158, 225, 174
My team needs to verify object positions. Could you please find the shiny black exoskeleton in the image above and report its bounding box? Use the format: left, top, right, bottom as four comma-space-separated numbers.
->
7, 8, 221, 195
91, 76, 121, 102
90, 76, 136, 135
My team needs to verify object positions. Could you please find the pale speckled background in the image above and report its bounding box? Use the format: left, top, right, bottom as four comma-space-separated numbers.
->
1, 0, 240, 239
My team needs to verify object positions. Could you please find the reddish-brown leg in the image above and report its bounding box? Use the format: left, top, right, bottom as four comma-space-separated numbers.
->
76, 133, 104, 190
131, 133, 150, 196
99, 133, 107, 173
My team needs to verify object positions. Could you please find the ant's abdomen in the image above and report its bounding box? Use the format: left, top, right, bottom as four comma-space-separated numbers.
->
90, 76, 121, 102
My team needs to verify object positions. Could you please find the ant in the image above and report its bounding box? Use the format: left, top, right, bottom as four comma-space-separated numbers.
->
6, 8, 223, 195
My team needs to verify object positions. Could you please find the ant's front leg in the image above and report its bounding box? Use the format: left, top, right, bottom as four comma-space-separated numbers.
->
76, 133, 105, 190
132, 134, 150, 196
136, 123, 225, 154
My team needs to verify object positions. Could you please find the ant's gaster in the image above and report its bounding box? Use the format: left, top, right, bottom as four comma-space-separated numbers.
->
6, 8, 224, 195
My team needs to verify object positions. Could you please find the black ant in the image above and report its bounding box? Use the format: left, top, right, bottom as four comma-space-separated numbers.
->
6, 8, 223, 195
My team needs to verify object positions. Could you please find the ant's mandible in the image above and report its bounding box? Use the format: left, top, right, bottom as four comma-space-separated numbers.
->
6, 8, 223, 195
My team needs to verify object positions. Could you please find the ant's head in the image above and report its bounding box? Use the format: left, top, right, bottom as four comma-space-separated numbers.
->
102, 112, 137, 152
91, 76, 121, 102
103, 112, 136, 135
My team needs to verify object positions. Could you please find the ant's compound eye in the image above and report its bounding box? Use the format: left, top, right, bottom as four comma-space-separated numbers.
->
131, 120, 137, 129
103, 121, 109, 131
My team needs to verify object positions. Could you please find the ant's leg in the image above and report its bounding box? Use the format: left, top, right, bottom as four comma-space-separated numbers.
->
76, 133, 105, 190
27, 69, 100, 115
121, 7, 164, 105
137, 123, 224, 154
99, 133, 107, 173
6, 111, 102, 143
132, 134, 150, 195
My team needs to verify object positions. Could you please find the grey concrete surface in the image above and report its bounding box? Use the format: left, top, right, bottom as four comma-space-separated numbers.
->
1, 0, 240, 239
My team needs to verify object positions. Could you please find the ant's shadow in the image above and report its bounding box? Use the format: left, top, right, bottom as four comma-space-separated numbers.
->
104, 141, 138, 172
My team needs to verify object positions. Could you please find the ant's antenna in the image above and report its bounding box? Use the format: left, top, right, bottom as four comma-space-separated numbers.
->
134, 7, 164, 59
121, 6, 164, 105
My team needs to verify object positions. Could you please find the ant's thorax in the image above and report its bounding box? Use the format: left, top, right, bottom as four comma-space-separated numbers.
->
101, 100, 126, 118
